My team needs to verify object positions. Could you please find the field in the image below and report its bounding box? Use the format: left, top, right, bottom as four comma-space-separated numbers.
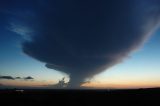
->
0, 88, 160, 106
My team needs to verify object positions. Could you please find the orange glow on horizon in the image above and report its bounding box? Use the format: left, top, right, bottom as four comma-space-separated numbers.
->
82, 80, 160, 89
0, 80, 55, 87
1, 78, 160, 89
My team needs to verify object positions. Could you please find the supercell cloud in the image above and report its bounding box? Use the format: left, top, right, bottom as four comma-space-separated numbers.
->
4, 0, 160, 87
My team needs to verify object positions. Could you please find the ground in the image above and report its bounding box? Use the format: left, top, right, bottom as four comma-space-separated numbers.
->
0, 88, 160, 106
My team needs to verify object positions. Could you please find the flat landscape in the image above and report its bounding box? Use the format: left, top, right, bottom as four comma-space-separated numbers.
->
0, 88, 160, 106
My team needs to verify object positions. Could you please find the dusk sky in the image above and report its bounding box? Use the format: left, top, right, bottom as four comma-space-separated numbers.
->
0, 0, 160, 89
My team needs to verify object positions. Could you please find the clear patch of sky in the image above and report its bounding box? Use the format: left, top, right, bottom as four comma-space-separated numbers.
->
94, 29, 160, 87
0, 30, 67, 84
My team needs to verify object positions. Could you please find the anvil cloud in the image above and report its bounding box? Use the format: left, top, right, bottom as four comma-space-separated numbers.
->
4, 0, 160, 88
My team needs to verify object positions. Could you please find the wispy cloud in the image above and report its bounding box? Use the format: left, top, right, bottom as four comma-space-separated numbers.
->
9, 23, 33, 41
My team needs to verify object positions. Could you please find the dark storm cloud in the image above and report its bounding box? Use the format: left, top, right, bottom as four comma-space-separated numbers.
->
0, 76, 15, 80
6, 0, 160, 87
0, 75, 34, 81
24, 76, 34, 80
15, 77, 21, 79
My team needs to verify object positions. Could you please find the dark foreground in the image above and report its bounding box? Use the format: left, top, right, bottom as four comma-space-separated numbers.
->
0, 88, 160, 106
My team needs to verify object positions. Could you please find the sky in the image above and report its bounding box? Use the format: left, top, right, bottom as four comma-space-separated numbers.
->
0, 0, 160, 89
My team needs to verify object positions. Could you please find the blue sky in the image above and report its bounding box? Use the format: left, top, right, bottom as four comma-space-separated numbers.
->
0, 27, 160, 88
91, 30, 160, 88
0, 29, 67, 84
0, 0, 160, 89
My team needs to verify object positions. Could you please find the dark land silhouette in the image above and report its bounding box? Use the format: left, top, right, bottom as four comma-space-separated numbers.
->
0, 88, 160, 106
